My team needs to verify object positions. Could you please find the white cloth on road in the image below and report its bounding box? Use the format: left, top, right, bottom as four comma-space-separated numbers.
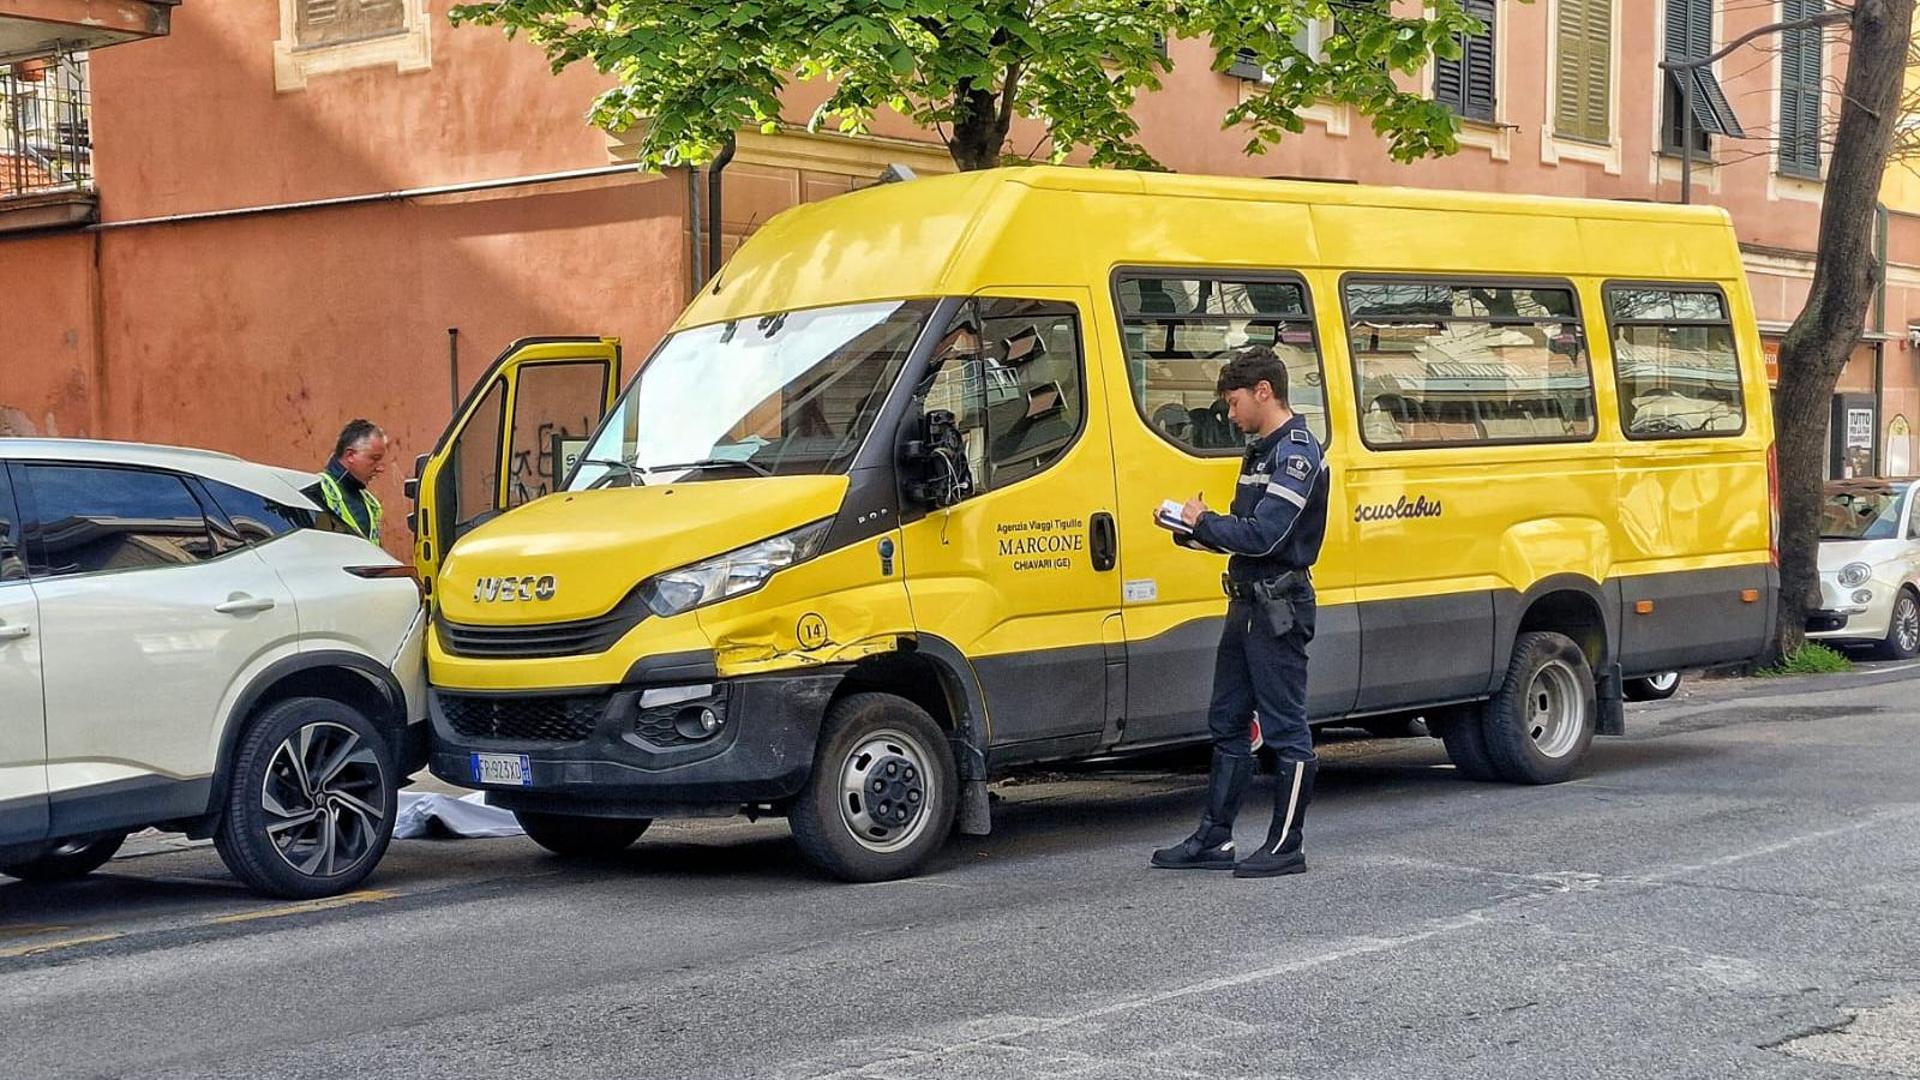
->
394, 791, 524, 840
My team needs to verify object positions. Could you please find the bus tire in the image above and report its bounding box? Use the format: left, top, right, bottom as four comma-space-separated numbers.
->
788, 693, 957, 883
514, 812, 650, 858
1481, 631, 1596, 785
1431, 705, 1499, 781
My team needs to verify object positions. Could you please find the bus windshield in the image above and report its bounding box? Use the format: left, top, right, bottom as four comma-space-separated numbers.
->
567, 300, 933, 489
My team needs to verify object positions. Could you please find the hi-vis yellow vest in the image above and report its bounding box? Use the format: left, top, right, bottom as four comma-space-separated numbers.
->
317, 473, 383, 543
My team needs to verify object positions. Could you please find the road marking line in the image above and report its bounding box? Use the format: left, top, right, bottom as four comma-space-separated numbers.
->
206, 889, 399, 925
0, 932, 122, 959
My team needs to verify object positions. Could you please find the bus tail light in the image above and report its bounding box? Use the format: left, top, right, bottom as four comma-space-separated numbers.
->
1767, 441, 1780, 567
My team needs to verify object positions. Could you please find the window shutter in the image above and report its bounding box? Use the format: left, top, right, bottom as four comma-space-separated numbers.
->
1685, 0, 1712, 61
1662, 0, 1690, 61
1437, 0, 1494, 121
1583, 0, 1612, 141
1555, 0, 1588, 138
1462, 0, 1497, 122
1434, 52, 1465, 112
1778, 0, 1824, 177
304, 0, 340, 23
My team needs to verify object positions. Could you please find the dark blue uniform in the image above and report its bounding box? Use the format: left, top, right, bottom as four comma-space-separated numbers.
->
1188, 413, 1329, 765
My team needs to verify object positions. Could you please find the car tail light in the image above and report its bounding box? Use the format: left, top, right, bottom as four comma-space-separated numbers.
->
1767, 441, 1780, 567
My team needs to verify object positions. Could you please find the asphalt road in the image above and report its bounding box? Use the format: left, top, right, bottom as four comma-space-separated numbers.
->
5, 663, 1920, 1079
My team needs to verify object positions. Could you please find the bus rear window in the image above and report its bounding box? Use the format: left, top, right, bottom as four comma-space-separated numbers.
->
1606, 285, 1745, 439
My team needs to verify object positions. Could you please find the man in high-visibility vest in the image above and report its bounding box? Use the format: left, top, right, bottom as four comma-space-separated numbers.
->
306, 419, 388, 544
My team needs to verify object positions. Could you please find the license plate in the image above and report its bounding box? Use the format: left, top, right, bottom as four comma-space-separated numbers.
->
471, 752, 532, 786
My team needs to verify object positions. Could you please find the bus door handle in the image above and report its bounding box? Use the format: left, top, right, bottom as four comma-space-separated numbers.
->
1090, 512, 1117, 572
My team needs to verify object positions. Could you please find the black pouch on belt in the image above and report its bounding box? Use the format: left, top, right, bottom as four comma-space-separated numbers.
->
1255, 573, 1298, 637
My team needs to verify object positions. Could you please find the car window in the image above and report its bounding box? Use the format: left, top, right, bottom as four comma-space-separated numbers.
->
0, 467, 23, 584
23, 464, 222, 578
1821, 486, 1907, 541
201, 478, 315, 545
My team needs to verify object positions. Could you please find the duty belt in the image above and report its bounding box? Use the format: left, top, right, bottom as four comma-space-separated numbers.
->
1223, 569, 1309, 601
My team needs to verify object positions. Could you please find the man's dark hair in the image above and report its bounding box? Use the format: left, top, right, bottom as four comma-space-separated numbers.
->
334, 419, 385, 460
1215, 346, 1290, 404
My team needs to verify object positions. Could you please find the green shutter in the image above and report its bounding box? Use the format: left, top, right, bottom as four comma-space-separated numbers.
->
1556, 0, 1611, 142
1583, 0, 1611, 140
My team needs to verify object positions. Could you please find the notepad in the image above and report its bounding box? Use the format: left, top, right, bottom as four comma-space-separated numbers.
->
1154, 499, 1193, 534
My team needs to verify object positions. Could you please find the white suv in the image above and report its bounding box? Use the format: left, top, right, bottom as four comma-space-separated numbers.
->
0, 440, 426, 898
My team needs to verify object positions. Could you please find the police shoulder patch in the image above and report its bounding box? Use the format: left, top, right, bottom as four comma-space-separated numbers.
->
1283, 455, 1312, 480
1289, 429, 1312, 443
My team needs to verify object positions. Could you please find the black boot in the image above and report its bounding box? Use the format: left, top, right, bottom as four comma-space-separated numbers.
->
1234, 758, 1316, 878
1151, 751, 1251, 869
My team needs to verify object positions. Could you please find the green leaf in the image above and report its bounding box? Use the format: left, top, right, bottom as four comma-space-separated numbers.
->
461, 0, 1481, 172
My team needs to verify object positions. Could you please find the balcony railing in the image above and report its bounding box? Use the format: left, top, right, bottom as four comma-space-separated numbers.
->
2, 53, 92, 200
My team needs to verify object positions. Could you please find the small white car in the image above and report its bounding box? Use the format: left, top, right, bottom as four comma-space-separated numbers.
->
0, 440, 426, 898
1810, 477, 1920, 660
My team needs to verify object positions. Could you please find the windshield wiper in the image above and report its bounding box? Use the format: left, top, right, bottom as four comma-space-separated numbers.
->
577, 458, 647, 487
651, 457, 775, 478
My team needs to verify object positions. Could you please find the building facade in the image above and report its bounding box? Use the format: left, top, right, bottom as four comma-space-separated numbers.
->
3, 0, 1919, 554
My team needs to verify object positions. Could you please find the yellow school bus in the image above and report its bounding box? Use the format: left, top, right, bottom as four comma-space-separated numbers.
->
410, 167, 1776, 881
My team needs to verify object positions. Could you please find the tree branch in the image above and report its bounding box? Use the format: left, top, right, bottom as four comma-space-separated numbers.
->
997, 61, 1024, 134
1659, 9, 1854, 71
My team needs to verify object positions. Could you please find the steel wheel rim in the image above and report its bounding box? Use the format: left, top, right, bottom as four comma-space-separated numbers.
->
1647, 672, 1681, 693
836, 728, 936, 854
1898, 596, 1920, 653
1526, 660, 1584, 759
261, 721, 387, 879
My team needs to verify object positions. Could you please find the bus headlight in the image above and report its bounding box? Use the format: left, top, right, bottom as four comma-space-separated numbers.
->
641, 520, 832, 618
1839, 562, 1873, 587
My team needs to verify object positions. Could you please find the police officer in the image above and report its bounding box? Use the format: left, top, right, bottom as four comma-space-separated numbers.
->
1151, 346, 1329, 878
307, 419, 388, 545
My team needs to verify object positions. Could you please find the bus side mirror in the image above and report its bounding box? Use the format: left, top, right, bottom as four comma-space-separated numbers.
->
404, 453, 428, 502
902, 410, 973, 508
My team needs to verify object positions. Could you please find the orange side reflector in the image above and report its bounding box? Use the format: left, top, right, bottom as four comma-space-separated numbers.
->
1634, 600, 1655, 615
1741, 589, 1760, 603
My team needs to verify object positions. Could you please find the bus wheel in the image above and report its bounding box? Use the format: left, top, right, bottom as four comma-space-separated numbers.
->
1429, 705, 1499, 781
1481, 632, 1596, 785
788, 693, 958, 883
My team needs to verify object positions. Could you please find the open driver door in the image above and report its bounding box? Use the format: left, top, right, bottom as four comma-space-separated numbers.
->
407, 336, 621, 601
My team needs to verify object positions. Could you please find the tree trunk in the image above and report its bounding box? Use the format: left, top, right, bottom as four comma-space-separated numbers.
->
1769, 0, 1915, 663
946, 79, 1012, 170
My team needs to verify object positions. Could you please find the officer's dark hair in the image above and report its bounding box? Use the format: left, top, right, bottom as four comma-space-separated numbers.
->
334, 419, 385, 460
1215, 346, 1290, 404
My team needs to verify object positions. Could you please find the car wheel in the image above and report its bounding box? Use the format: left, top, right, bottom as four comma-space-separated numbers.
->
787, 693, 958, 883
1878, 588, 1920, 660
1478, 631, 1597, 785
0, 832, 127, 883
1623, 671, 1682, 701
513, 812, 650, 858
214, 697, 398, 900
